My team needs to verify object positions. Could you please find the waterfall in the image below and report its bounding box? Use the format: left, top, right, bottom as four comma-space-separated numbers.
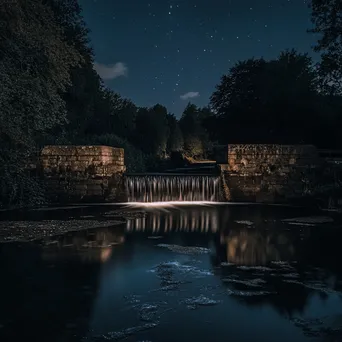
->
125, 175, 220, 202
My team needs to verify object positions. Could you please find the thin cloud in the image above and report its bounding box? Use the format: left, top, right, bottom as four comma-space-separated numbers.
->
180, 91, 200, 100
94, 62, 128, 80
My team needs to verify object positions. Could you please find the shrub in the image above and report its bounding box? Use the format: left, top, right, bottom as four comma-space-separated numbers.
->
71, 134, 148, 173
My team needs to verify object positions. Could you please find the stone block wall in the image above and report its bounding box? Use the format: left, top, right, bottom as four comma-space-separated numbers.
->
217, 144, 322, 203
41, 145, 126, 202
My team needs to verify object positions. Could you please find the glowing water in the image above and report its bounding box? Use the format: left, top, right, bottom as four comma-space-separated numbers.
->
126, 175, 220, 202
126, 206, 219, 233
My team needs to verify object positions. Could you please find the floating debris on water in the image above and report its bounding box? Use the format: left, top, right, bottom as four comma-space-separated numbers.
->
153, 261, 212, 279
282, 216, 334, 225
290, 317, 342, 339
235, 220, 254, 226
286, 222, 317, 226
226, 289, 273, 297
271, 261, 295, 267
221, 262, 235, 266
269, 272, 300, 279
149, 261, 212, 293
283, 279, 336, 294
0, 220, 123, 243
157, 244, 210, 255
237, 266, 272, 272
222, 277, 266, 288
88, 323, 158, 341
137, 304, 159, 322
182, 295, 220, 309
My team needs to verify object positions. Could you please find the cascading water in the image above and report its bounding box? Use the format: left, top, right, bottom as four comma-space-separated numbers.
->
125, 174, 220, 202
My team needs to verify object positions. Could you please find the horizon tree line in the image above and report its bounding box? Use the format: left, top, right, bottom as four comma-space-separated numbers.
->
0, 0, 341, 206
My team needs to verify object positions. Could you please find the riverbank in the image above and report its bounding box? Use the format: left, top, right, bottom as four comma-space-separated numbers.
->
0, 207, 146, 243
1, 202, 341, 244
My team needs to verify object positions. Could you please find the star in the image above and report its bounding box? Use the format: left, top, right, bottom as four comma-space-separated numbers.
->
79, 0, 316, 118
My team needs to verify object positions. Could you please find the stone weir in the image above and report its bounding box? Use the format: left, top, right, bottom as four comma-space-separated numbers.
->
125, 173, 221, 202
40, 145, 126, 202
35, 144, 329, 205
215, 144, 322, 203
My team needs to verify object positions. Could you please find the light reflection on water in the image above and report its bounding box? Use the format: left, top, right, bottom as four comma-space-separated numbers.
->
126, 206, 220, 233
0, 204, 341, 342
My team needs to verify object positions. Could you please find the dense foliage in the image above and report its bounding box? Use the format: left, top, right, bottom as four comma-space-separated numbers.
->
210, 50, 333, 146
309, 0, 342, 94
0, 0, 82, 206
1, 0, 342, 207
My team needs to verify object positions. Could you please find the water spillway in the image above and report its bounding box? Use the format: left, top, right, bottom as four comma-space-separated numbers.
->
125, 174, 220, 202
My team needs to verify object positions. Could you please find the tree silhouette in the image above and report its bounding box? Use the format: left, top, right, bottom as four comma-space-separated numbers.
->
209, 50, 322, 145
309, 0, 342, 94
167, 114, 184, 152
135, 104, 170, 156
0, 0, 82, 206
179, 103, 207, 157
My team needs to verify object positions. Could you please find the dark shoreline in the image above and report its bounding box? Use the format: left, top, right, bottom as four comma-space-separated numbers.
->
0, 202, 340, 244
0, 206, 146, 244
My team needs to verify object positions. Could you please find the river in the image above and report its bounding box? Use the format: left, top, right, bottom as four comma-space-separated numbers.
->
0, 203, 341, 341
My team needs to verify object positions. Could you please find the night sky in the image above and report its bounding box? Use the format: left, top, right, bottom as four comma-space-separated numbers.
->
80, 0, 317, 117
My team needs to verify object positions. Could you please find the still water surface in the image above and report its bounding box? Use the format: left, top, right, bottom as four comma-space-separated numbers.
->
0, 204, 342, 342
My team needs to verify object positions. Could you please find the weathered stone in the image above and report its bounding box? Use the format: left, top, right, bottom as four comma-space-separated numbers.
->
37, 145, 126, 203
216, 144, 322, 203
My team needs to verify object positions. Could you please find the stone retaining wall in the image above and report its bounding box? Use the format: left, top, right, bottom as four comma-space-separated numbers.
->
217, 144, 322, 203
41, 145, 126, 202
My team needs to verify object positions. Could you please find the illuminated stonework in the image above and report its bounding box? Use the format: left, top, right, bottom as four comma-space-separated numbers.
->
40, 145, 126, 202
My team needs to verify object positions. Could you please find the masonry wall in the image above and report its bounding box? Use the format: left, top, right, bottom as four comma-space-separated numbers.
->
217, 144, 322, 203
41, 145, 126, 202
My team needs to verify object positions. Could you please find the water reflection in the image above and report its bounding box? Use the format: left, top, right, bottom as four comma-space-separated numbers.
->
219, 229, 296, 265
41, 226, 125, 263
0, 205, 341, 342
0, 243, 102, 342
126, 206, 220, 233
